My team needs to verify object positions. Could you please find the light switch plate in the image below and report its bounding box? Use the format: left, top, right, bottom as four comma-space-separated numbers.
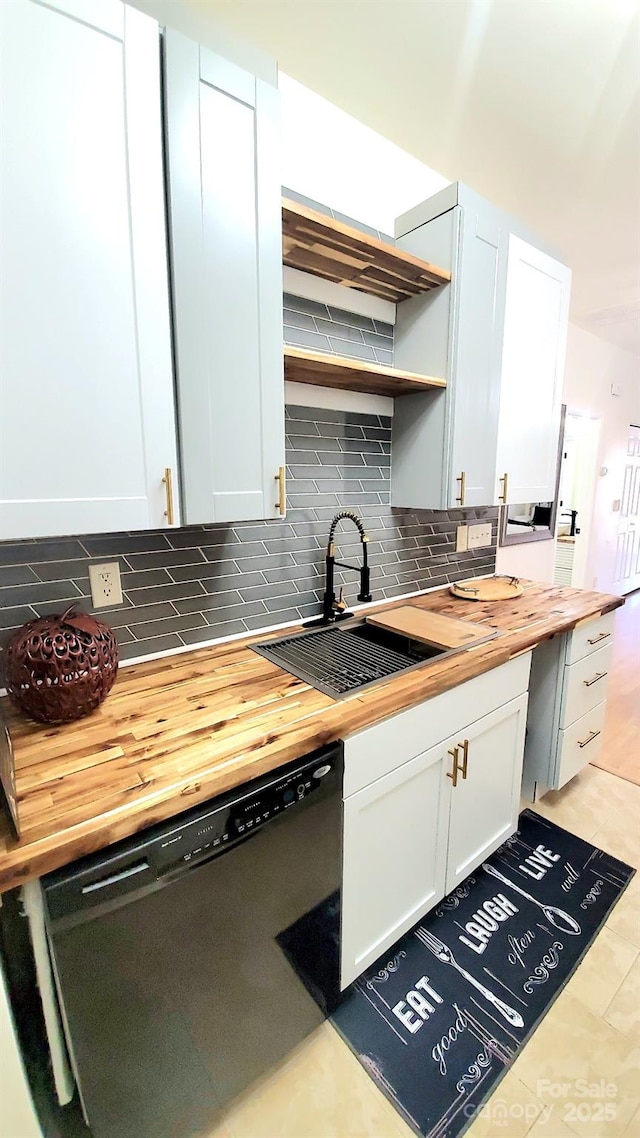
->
468, 523, 492, 549
456, 525, 468, 552
88, 562, 123, 608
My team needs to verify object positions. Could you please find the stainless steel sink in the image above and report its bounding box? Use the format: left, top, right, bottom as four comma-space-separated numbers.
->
251, 618, 450, 699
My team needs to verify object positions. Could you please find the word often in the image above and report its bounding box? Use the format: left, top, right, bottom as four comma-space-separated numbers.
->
458, 893, 519, 955
507, 928, 536, 969
392, 975, 443, 1034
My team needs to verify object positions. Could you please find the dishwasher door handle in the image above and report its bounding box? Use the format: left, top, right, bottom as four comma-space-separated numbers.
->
81, 861, 150, 894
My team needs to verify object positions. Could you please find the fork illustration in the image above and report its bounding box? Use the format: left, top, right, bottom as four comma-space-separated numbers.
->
416, 927, 525, 1029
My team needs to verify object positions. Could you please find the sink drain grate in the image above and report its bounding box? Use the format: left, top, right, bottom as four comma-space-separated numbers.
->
252, 625, 417, 699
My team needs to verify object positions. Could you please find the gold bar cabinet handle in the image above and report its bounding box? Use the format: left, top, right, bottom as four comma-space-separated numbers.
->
455, 471, 466, 506
274, 466, 286, 515
578, 729, 600, 749
163, 467, 174, 526
587, 631, 610, 646
447, 747, 460, 788
459, 738, 469, 779
583, 671, 607, 688
498, 472, 509, 504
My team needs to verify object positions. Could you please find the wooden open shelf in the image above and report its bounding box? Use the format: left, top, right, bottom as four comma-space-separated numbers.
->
284, 346, 446, 397
282, 198, 451, 304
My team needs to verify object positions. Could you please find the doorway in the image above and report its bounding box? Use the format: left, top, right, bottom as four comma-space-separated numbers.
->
612, 425, 640, 595
553, 412, 600, 589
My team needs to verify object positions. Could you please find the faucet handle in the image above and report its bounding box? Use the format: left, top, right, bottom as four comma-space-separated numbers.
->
334, 587, 348, 613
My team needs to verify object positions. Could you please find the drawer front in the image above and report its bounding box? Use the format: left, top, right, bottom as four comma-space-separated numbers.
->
343, 652, 532, 798
560, 644, 612, 729
566, 611, 615, 666
554, 701, 607, 789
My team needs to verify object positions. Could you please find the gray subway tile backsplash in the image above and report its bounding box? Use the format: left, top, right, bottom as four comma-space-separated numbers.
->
283, 294, 393, 366
0, 406, 497, 663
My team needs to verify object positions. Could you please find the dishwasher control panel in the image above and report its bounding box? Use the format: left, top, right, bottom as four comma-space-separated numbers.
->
156, 751, 341, 874
43, 744, 343, 923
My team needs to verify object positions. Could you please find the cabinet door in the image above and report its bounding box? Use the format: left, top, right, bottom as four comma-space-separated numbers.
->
393, 197, 508, 510
445, 693, 528, 893
164, 33, 285, 525
495, 236, 571, 505
341, 745, 451, 988
0, 0, 178, 540
447, 203, 508, 508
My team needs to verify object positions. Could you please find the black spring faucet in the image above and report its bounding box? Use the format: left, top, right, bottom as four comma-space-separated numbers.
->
322, 510, 372, 623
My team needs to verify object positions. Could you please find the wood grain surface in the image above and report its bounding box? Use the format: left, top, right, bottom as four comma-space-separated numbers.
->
0, 581, 623, 893
283, 346, 446, 397
450, 576, 525, 601
365, 606, 497, 649
282, 198, 450, 303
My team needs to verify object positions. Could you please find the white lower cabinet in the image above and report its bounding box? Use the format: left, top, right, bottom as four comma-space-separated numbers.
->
444, 694, 528, 892
341, 654, 531, 988
522, 610, 615, 799
341, 742, 450, 989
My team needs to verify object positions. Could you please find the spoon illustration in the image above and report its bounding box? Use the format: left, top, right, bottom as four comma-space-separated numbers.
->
482, 863, 582, 935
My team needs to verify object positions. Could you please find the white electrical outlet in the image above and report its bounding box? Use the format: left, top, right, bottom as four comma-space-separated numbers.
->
88, 562, 123, 608
456, 525, 469, 552
468, 523, 492, 549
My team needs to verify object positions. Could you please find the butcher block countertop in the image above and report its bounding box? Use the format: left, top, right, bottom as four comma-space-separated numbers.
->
0, 579, 623, 893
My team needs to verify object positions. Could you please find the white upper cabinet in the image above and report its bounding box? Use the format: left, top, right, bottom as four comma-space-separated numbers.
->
164, 32, 285, 526
392, 183, 570, 510
495, 236, 571, 505
0, 0, 179, 540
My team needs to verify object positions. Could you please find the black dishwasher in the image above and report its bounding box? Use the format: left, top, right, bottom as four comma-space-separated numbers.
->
43, 743, 343, 1138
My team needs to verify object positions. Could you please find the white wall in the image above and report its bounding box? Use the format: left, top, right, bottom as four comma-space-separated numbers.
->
279, 75, 449, 234
495, 537, 556, 584
563, 325, 639, 593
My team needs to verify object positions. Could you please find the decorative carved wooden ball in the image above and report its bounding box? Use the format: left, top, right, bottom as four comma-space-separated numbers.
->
4, 607, 119, 725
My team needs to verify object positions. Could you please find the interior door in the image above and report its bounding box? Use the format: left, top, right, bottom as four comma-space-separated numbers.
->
341, 744, 451, 988
0, 0, 178, 540
495, 236, 571, 505
445, 693, 528, 893
613, 426, 640, 595
164, 33, 285, 525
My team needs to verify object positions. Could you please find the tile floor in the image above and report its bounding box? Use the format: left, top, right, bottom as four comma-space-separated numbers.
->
205, 764, 639, 1138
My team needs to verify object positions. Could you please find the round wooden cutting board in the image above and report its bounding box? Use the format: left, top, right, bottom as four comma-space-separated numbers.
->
450, 575, 524, 602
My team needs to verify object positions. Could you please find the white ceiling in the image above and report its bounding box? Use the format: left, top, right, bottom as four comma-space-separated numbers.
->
198, 0, 640, 356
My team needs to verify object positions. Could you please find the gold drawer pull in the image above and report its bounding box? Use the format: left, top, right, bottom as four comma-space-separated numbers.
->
587, 631, 610, 645
578, 729, 600, 749
459, 738, 469, 779
583, 671, 607, 687
455, 471, 466, 506
498, 472, 509, 504
447, 743, 469, 787
447, 746, 460, 788
274, 466, 286, 515
163, 467, 174, 525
